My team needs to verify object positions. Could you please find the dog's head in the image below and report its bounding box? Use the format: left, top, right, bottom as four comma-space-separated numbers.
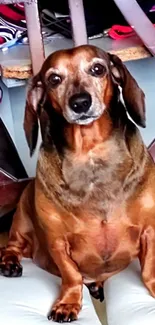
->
24, 45, 145, 155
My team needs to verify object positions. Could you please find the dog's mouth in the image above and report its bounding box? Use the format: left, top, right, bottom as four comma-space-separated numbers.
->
63, 103, 105, 125
74, 114, 99, 125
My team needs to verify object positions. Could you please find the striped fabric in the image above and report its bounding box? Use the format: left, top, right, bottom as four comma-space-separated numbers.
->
0, 4, 26, 44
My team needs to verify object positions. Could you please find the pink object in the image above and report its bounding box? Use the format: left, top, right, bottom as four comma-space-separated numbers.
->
113, 0, 155, 55
108, 25, 136, 40
68, 0, 87, 46
150, 6, 155, 12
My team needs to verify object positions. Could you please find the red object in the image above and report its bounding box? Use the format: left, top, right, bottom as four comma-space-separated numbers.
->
108, 24, 155, 40
0, 173, 29, 212
0, 4, 25, 21
0, 118, 30, 218
0, 4, 26, 45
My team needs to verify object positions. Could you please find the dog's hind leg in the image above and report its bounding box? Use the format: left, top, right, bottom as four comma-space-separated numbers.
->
140, 225, 155, 298
0, 182, 34, 277
86, 281, 104, 302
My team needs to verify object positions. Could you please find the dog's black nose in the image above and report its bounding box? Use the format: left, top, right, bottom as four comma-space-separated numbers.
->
69, 92, 92, 113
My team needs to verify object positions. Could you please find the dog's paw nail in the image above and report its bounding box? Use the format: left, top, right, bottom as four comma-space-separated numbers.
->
49, 304, 80, 322
48, 310, 55, 321
68, 312, 76, 322
0, 262, 22, 277
57, 313, 64, 323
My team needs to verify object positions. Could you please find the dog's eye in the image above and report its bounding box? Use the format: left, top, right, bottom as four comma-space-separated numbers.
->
89, 63, 106, 77
47, 74, 62, 87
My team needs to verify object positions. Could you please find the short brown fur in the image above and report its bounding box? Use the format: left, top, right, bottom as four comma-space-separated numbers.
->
1, 45, 155, 322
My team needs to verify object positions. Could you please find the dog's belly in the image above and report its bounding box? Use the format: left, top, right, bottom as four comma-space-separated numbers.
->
69, 220, 140, 281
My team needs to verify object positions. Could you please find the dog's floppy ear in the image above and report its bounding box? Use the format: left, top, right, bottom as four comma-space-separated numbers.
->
108, 53, 146, 128
24, 74, 45, 156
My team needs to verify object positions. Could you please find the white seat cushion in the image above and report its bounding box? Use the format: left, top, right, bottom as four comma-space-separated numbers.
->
0, 258, 101, 325
104, 259, 155, 325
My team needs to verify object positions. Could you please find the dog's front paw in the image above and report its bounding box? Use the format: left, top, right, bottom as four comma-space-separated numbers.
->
48, 303, 81, 322
0, 255, 22, 277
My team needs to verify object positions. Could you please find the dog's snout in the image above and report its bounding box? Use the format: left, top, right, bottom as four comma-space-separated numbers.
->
69, 92, 92, 113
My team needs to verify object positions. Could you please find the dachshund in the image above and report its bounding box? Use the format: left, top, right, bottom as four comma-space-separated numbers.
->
1, 44, 155, 323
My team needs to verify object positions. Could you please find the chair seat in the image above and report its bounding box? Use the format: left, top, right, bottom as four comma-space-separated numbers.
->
0, 258, 101, 325
104, 259, 155, 325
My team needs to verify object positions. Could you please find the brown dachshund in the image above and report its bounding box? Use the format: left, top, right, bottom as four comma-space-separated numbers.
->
1, 45, 155, 322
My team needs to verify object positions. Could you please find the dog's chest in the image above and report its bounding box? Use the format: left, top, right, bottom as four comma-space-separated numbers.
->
62, 140, 127, 207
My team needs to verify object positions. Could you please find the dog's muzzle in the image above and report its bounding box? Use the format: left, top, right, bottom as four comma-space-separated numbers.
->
65, 91, 103, 125
69, 92, 92, 114
68, 91, 98, 125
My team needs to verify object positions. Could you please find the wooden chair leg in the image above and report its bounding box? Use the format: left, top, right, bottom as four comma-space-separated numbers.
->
68, 0, 87, 46
24, 2, 45, 75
